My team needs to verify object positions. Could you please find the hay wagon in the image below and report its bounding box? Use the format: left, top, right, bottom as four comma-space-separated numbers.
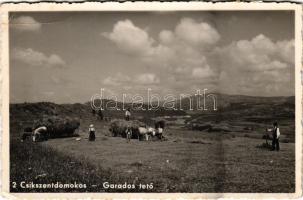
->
33, 116, 80, 139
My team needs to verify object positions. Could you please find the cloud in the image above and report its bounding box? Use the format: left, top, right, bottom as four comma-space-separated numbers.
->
192, 65, 214, 79
103, 18, 220, 95
50, 75, 70, 85
11, 16, 41, 32
103, 18, 220, 71
104, 19, 294, 96
102, 19, 154, 56
103, 73, 131, 86
103, 72, 159, 87
159, 30, 174, 45
12, 47, 66, 68
216, 34, 294, 72
215, 34, 294, 96
175, 18, 220, 46
277, 39, 295, 64
103, 77, 120, 86
136, 73, 160, 84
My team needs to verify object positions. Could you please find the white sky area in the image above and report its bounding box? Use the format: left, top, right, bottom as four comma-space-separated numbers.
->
9, 11, 295, 103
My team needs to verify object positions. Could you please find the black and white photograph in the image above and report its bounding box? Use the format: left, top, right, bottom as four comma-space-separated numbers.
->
1, 2, 302, 197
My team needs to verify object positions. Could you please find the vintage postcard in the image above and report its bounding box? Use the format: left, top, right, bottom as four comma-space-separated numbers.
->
0, 2, 302, 199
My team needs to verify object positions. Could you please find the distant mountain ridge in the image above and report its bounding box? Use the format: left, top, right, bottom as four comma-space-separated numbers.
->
158, 93, 295, 111
10, 93, 295, 121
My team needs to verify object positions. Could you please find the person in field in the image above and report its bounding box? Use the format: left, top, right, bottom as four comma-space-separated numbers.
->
271, 121, 280, 151
155, 120, 165, 140
98, 109, 104, 120
125, 108, 131, 121
32, 126, 48, 142
88, 124, 96, 141
125, 126, 132, 143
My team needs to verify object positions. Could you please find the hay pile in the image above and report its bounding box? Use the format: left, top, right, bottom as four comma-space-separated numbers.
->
33, 116, 80, 138
109, 119, 146, 138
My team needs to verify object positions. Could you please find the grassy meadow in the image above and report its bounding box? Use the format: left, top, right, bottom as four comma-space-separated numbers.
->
9, 97, 296, 193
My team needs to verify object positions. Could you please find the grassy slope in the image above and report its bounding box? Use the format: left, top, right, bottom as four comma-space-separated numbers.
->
10, 139, 150, 193
11, 125, 294, 193
9, 99, 296, 193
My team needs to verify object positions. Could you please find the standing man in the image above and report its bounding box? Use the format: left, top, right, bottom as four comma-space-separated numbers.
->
125, 108, 131, 121
271, 122, 280, 151
126, 126, 132, 143
98, 109, 104, 120
88, 124, 96, 141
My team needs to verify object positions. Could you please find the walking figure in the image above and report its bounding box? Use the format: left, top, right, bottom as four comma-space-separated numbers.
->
89, 124, 96, 141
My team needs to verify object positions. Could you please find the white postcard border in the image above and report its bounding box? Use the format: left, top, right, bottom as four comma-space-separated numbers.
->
0, 2, 302, 199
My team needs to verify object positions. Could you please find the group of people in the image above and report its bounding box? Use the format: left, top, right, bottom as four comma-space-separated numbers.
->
87, 108, 132, 142
89, 124, 164, 143
23, 108, 281, 149
89, 116, 281, 148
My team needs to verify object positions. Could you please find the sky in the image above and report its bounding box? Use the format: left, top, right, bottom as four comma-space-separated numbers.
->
9, 11, 295, 103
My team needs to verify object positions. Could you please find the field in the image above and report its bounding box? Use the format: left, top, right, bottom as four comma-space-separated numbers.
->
9, 95, 296, 193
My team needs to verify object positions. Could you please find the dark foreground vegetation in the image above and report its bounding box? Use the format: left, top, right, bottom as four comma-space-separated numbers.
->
10, 139, 154, 193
